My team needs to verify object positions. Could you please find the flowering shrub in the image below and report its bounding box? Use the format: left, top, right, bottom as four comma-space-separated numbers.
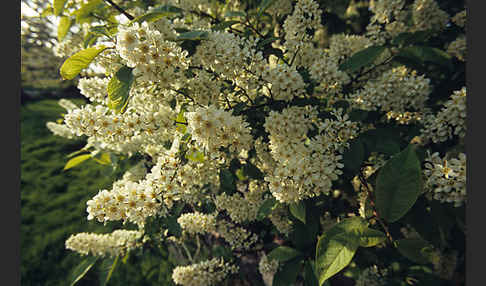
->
45, 0, 466, 285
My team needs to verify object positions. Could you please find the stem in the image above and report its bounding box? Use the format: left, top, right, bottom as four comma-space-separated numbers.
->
103, 0, 134, 20
358, 172, 394, 244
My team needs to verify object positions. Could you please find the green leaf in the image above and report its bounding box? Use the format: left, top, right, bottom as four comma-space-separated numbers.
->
339, 45, 387, 72
258, 0, 276, 17
241, 162, 264, 180
186, 149, 205, 163
219, 169, 236, 195
396, 46, 453, 70
107, 66, 134, 114
224, 11, 247, 18
131, 5, 182, 24
304, 260, 319, 286
64, 154, 92, 170
53, 0, 68, 16
358, 228, 387, 247
342, 138, 365, 173
272, 258, 303, 286
315, 232, 360, 285
60, 45, 108, 80
212, 20, 240, 31
99, 256, 119, 286
257, 197, 277, 220
391, 30, 433, 46
92, 153, 112, 165
74, 0, 103, 24
396, 238, 436, 265
289, 201, 306, 224
57, 16, 72, 42
375, 144, 422, 222
315, 217, 367, 285
257, 37, 280, 49
267, 246, 302, 263
68, 256, 98, 286
176, 30, 209, 41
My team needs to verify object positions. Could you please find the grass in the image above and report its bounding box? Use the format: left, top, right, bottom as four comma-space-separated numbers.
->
21, 98, 174, 286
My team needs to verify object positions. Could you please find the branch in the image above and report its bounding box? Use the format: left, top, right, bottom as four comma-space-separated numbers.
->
103, 0, 134, 20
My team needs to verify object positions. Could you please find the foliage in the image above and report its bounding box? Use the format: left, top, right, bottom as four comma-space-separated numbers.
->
33, 0, 467, 285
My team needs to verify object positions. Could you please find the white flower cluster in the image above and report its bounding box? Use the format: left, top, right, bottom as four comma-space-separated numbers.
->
283, 0, 323, 54
452, 10, 467, 29
355, 265, 388, 286
423, 152, 466, 207
216, 219, 258, 250
264, 106, 358, 203
46, 122, 76, 139
186, 105, 253, 158
177, 212, 217, 235
347, 66, 431, 121
77, 77, 110, 104
262, 64, 306, 102
268, 203, 294, 235
447, 35, 466, 62
258, 253, 279, 286
116, 21, 188, 87
369, 0, 407, 24
63, 103, 176, 154
86, 178, 162, 226
308, 52, 350, 96
411, 0, 450, 33
214, 181, 267, 223
421, 87, 467, 143
171, 257, 239, 286
65, 229, 143, 257
328, 34, 373, 63
177, 211, 258, 250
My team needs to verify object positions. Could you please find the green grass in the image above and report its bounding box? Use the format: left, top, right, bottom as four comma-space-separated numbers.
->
21, 98, 174, 286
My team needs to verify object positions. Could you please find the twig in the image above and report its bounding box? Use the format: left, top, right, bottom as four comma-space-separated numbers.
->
103, 0, 134, 20
358, 172, 394, 244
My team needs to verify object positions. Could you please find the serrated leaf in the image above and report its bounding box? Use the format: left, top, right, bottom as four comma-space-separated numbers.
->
57, 16, 72, 42
272, 258, 302, 286
68, 256, 98, 286
60, 45, 108, 80
53, 0, 68, 16
358, 228, 387, 247
64, 154, 92, 170
315, 217, 367, 285
316, 232, 359, 285
107, 66, 134, 114
375, 144, 422, 222
396, 238, 436, 264
339, 45, 387, 72
267, 246, 302, 263
176, 30, 209, 41
257, 197, 277, 220
289, 201, 306, 224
